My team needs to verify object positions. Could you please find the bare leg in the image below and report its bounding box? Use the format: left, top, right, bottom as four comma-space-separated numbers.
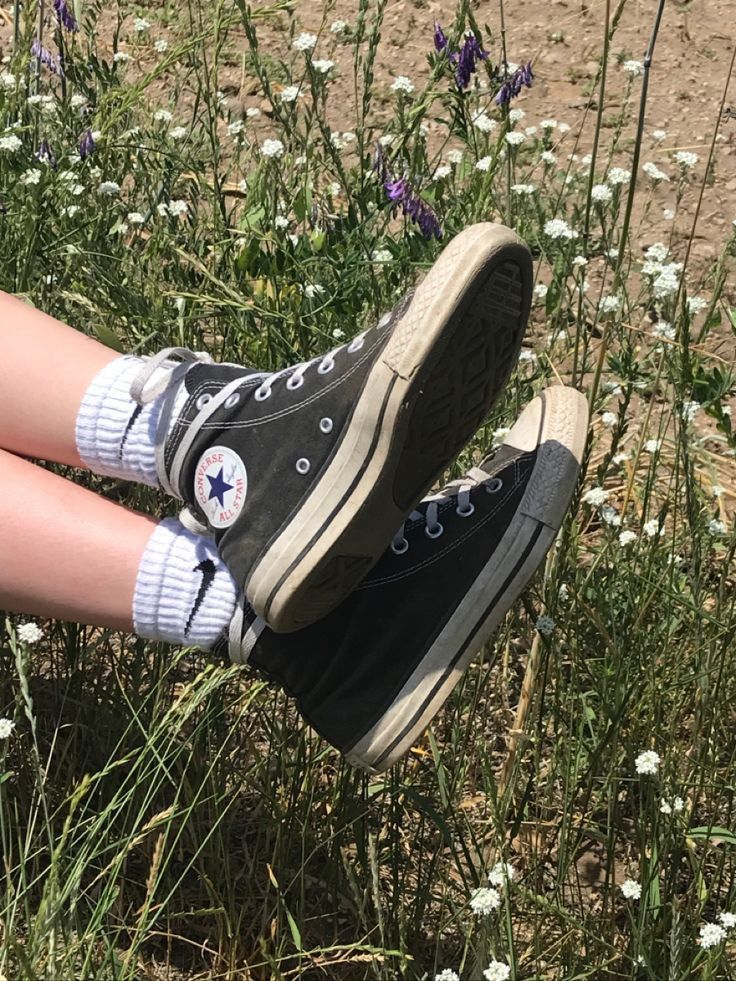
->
0, 290, 117, 465
0, 448, 155, 629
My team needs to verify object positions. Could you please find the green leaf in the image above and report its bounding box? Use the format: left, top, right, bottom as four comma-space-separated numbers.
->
285, 907, 303, 950
94, 322, 124, 352
688, 827, 736, 847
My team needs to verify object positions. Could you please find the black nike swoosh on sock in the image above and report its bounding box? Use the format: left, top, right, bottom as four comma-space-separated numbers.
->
185, 558, 217, 637
119, 404, 144, 459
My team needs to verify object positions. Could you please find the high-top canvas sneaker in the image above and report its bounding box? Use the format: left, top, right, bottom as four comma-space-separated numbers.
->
218, 387, 589, 773
132, 223, 532, 632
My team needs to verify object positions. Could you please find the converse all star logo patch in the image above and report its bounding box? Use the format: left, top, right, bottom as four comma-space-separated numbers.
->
194, 445, 247, 528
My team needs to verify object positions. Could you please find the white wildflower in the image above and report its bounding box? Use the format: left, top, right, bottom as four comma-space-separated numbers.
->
312, 59, 335, 74
600, 295, 622, 314
435, 971, 460, 981
535, 615, 555, 636
293, 32, 317, 52
644, 519, 660, 538
447, 149, 463, 165
113, 51, 131, 63
612, 451, 630, 465
712, 485, 724, 498
488, 862, 516, 887
371, 249, 392, 264
434, 165, 451, 180
708, 518, 726, 536
0, 134, 22, 152
601, 412, 617, 428
469, 886, 501, 915
245, 107, 260, 119
572, 255, 588, 268
635, 749, 660, 775
483, 962, 511, 981
652, 321, 674, 341
1, 72, 17, 90
475, 155, 493, 172
20, 169, 41, 185
652, 266, 681, 298
623, 60, 644, 76
154, 38, 168, 53
127, 212, 145, 225
533, 283, 548, 300
330, 19, 347, 33
525, 125, 538, 136
621, 879, 642, 899
17, 622, 44, 645
154, 109, 173, 123
592, 183, 613, 204
619, 530, 637, 547
584, 487, 609, 506
607, 167, 631, 185
544, 218, 578, 240
274, 215, 289, 230
719, 912, 736, 930
133, 17, 150, 32
540, 118, 558, 131
63, 204, 80, 216
227, 119, 245, 138
674, 150, 698, 170
391, 75, 414, 95
473, 111, 497, 133
699, 922, 727, 949
0, 719, 15, 739
512, 183, 535, 195
70, 93, 87, 109
328, 181, 341, 197
505, 131, 525, 146
673, 796, 684, 812
682, 400, 700, 423
280, 85, 300, 103
168, 199, 188, 217
643, 439, 662, 453
663, 207, 675, 220
261, 138, 285, 158
660, 798, 672, 814
541, 150, 557, 165
600, 505, 622, 527
643, 161, 669, 182
687, 296, 707, 315
303, 284, 325, 298
170, 126, 187, 140
98, 180, 120, 196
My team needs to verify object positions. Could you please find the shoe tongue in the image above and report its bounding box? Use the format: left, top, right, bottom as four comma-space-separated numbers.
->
476, 442, 524, 476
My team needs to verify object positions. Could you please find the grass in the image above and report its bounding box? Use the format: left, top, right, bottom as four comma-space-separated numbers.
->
1, 0, 736, 977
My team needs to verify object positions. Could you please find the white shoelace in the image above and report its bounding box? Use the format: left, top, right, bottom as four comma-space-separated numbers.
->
391, 467, 504, 553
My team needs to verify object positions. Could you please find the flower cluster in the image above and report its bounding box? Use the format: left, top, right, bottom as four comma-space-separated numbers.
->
31, 39, 64, 78
53, 0, 78, 32
374, 144, 442, 240
434, 25, 489, 91
496, 62, 534, 106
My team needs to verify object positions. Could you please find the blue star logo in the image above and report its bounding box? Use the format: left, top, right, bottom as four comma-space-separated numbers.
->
206, 466, 233, 508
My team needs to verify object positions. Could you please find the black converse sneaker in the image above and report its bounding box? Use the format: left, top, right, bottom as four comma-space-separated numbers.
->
218, 386, 589, 772
132, 223, 532, 632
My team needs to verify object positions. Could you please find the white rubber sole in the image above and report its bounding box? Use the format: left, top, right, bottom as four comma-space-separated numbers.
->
344, 386, 589, 773
246, 223, 533, 633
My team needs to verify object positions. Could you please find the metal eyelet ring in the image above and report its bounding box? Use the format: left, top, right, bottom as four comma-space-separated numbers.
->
391, 537, 409, 555
196, 393, 213, 410
425, 523, 444, 539
254, 388, 271, 402
224, 392, 240, 409
319, 417, 333, 434
347, 337, 365, 353
318, 359, 335, 374
456, 502, 475, 517
486, 477, 503, 494
296, 457, 311, 475
286, 374, 304, 390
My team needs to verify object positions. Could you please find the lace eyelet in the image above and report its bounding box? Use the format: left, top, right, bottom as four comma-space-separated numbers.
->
319, 417, 333, 434
318, 359, 335, 374
296, 457, 311, 475
425, 523, 444, 539
254, 387, 271, 402
347, 336, 365, 353
456, 502, 475, 517
486, 477, 503, 494
196, 393, 213, 410
224, 392, 240, 409
391, 537, 409, 555
286, 374, 304, 390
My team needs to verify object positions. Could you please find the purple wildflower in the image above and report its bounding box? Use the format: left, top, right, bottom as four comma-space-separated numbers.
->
79, 129, 96, 159
384, 176, 410, 203
495, 61, 534, 106
53, 0, 78, 32
31, 39, 64, 77
35, 139, 57, 170
434, 22, 449, 53
454, 32, 488, 90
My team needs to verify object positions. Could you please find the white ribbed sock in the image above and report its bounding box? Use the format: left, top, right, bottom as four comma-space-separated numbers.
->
133, 518, 237, 649
75, 356, 187, 486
